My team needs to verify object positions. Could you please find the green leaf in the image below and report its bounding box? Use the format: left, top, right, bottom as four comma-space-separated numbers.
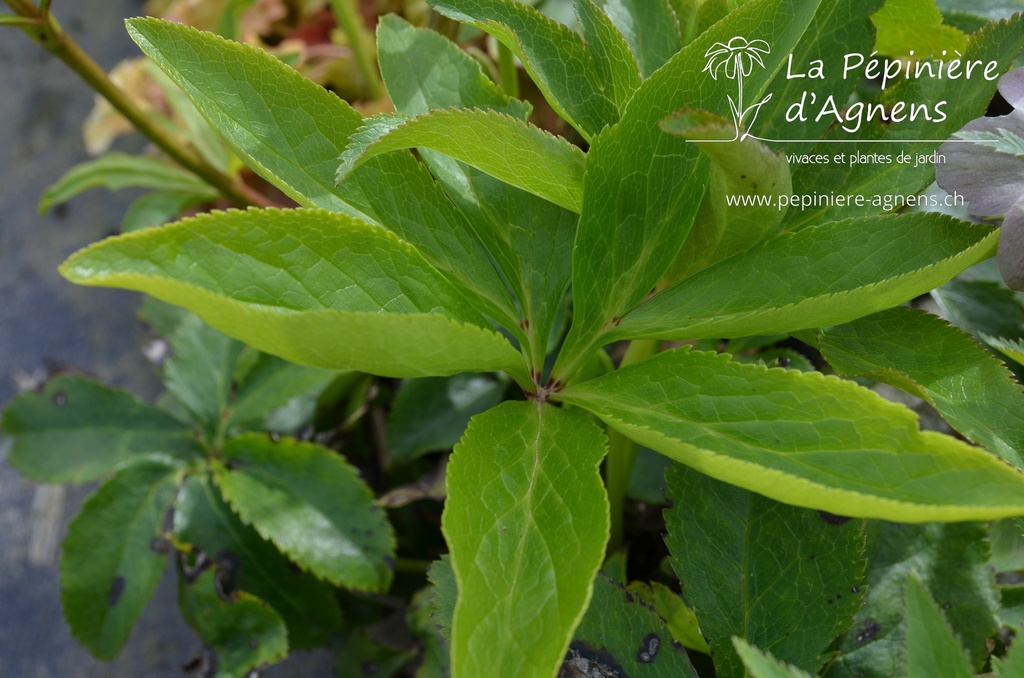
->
39, 152, 217, 214
337, 109, 586, 213
904, 572, 973, 678
60, 458, 180, 659
228, 353, 337, 428
144, 59, 230, 173
2, 375, 200, 484
429, 0, 620, 139
573, 0, 642, 109
784, 16, 1023, 230
376, 13, 577, 371
174, 473, 342, 648
163, 312, 245, 433
553, 0, 824, 380
214, 433, 395, 592
443, 401, 609, 678
995, 637, 1024, 678
388, 374, 506, 463
61, 208, 526, 381
627, 581, 709, 653
127, 18, 520, 326
733, 639, 816, 678
569, 572, 698, 677
427, 555, 457, 642
336, 632, 413, 678
121, 191, 207, 233
660, 108, 792, 276
179, 569, 289, 676
664, 463, 866, 678
376, 14, 531, 120
559, 347, 1024, 521
828, 522, 999, 677
987, 335, 1024, 367
126, 18, 366, 218
933, 278, 1024, 340
593, 0, 682, 78
754, 0, 885, 143
990, 518, 1024, 573
872, 0, 969, 58
616, 214, 998, 342
409, 587, 452, 678
815, 307, 1024, 468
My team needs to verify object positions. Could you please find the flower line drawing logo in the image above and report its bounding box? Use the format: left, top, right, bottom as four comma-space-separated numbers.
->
704, 36, 774, 140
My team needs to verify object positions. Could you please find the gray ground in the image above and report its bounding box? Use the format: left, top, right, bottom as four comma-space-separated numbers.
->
0, 4, 332, 675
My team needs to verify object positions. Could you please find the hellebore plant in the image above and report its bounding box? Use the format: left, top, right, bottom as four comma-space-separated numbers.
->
6, 0, 1024, 676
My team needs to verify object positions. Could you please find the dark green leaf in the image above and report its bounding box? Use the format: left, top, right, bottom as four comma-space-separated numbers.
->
174, 474, 342, 649
376, 14, 531, 120
228, 353, 337, 428
388, 374, 506, 463
568, 572, 698, 677
335, 631, 412, 678
816, 307, 1024, 468
179, 569, 288, 676
427, 555, 456, 642
754, 0, 885, 142
39, 152, 216, 214
904, 572, 973, 678
163, 312, 245, 433
933, 279, 1024, 340
627, 446, 671, 504
60, 458, 180, 659
994, 631, 1024, 678
214, 434, 396, 592
828, 522, 999, 677
429, 0, 621, 138
1000, 584, 1024, 633
408, 587, 452, 678
664, 463, 866, 678
593, 0, 682, 77
2, 375, 200, 484
559, 348, 1024, 522
443, 401, 609, 678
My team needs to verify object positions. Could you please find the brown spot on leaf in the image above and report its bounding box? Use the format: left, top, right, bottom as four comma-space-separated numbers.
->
52, 391, 67, 406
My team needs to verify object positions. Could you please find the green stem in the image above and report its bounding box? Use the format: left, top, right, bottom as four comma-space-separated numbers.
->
497, 43, 519, 98
2, 0, 273, 208
605, 339, 659, 554
330, 0, 384, 101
